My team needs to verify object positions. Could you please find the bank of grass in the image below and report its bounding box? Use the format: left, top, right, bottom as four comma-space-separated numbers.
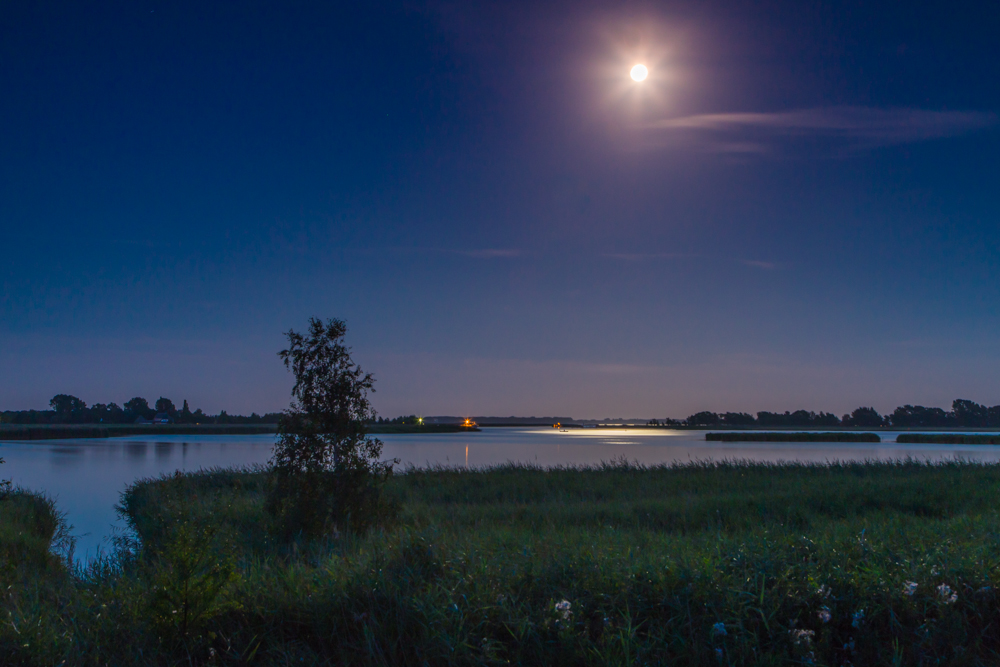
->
707, 431, 881, 442
7, 461, 1000, 664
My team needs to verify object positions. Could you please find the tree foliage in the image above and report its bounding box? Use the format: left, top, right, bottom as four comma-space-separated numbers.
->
266, 318, 396, 537
49, 394, 86, 417
842, 406, 885, 428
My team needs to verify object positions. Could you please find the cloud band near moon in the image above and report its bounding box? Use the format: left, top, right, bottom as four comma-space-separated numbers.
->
647, 106, 997, 153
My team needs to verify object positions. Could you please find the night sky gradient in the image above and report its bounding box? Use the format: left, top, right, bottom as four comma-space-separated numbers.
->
2, 0, 998, 418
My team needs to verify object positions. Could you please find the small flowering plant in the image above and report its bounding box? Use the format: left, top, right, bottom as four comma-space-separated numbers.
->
789, 628, 815, 646
902, 581, 918, 596
937, 584, 958, 605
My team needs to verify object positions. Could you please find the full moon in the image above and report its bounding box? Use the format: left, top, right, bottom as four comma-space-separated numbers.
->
630, 64, 648, 81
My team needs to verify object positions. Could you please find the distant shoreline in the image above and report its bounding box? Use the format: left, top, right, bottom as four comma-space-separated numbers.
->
0, 424, 279, 441
5, 422, 1000, 442
0, 423, 480, 441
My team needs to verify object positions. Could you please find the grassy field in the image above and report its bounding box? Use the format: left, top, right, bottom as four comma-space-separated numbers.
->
6, 460, 1000, 665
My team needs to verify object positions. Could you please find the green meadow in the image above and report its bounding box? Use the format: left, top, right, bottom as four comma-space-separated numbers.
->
5, 460, 1000, 665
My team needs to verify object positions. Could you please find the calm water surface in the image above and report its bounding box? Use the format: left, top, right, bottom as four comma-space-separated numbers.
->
3, 427, 1000, 561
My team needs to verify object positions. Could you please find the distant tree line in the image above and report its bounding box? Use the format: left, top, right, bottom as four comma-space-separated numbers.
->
0, 394, 281, 425
375, 415, 420, 425
668, 399, 1000, 428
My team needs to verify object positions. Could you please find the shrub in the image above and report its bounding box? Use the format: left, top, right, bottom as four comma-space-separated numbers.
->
146, 520, 239, 644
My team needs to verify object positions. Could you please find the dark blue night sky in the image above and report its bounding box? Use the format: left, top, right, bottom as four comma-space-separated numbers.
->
2, 0, 998, 418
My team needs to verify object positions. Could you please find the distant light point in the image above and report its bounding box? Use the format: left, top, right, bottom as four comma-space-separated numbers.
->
630, 64, 648, 82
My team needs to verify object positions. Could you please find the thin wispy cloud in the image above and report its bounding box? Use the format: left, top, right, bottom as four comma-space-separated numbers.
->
384, 247, 523, 259
742, 260, 777, 270
602, 252, 699, 261
451, 248, 522, 258
649, 106, 997, 153
604, 253, 778, 270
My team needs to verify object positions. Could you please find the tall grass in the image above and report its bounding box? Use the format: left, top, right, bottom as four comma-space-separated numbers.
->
7, 460, 1000, 664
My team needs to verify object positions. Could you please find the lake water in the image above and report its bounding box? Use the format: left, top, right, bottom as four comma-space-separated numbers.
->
4, 427, 1000, 561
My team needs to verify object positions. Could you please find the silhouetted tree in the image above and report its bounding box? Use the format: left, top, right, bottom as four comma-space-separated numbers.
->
756, 410, 841, 427
889, 405, 953, 427
721, 412, 755, 426
953, 399, 988, 427
266, 318, 396, 537
155, 397, 177, 415
686, 411, 720, 426
124, 397, 152, 421
842, 407, 885, 428
50, 394, 86, 422
988, 406, 1000, 428
814, 412, 842, 427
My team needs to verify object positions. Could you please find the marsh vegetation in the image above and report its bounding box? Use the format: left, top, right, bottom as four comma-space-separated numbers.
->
5, 460, 1000, 665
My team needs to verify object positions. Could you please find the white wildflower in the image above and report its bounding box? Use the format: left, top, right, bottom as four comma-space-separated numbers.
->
711, 622, 727, 637
816, 584, 831, 599
790, 629, 815, 646
902, 581, 918, 596
937, 583, 957, 604
817, 607, 831, 623
554, 600, 572, 620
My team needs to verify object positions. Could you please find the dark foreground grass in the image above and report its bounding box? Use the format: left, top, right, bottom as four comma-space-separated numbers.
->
7, 460, 1000, 665
706, 432, 881, 442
